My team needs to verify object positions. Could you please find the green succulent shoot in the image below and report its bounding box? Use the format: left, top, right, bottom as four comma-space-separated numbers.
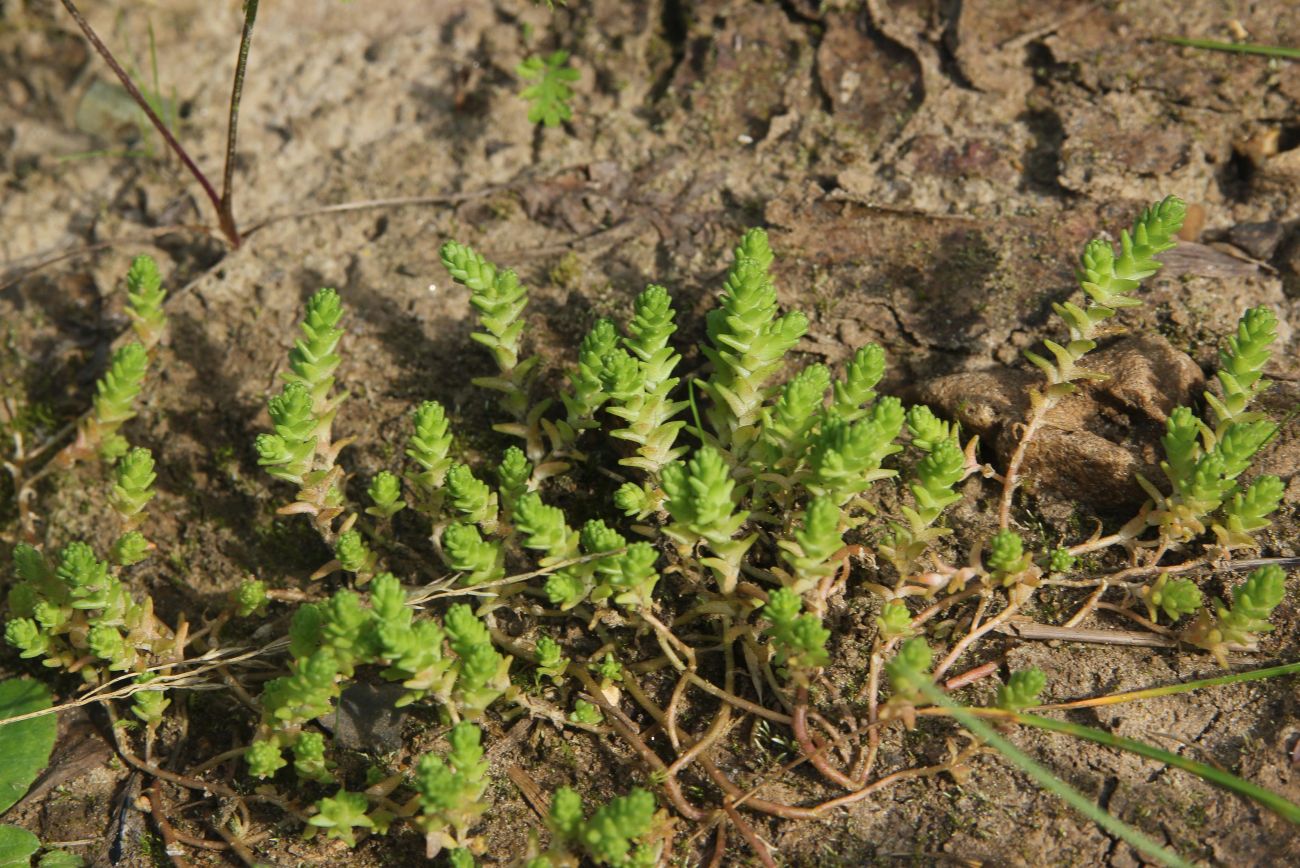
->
559, 318, 620, 438
254, 396, 313, 487
906, 404, 959, 452
1183, 565, 1287, 666
881, 435, 964, 578
308, 790, 376, 847
284, 288, 346, 411
876, 598, 913, 640
131, 672, 170, 727
443, 522, 506, 587
234, 579, 269, 617
1048, 547, 1077, 573
111, 531, 152, 567
776, 496, 845, 595
82, 341, 150, 461
753, 362, 829, 487
1027, 196, 1185, 401
806, 398, 904, 507
1140, 574, 1203, 624
413, 721, 490, 854
832, 344, 886, 422
293, 730, 334, 783
884, 637, 933, 702
334, 529, 377, 582
1206, 305, 1277, 429
124, 254, 167, 350
546, 787, 660, 867
366, 471, 406, 520
408, 400, 455, 503
594, 285, 689, 476
763, 588, 830, 682
245, 739, 287, 779
497, 446, 533, 518
535, 634, 569, 685
996, 668, 1046, 711
985, 530, 1035, 587
701, 228, 808, 455
439, 242, 537, 432
1215, 475, 1285, 551
570, 699, 603, 726
108, 447, 157, 528
661, 447, 755, 595
446, 463, 500, 532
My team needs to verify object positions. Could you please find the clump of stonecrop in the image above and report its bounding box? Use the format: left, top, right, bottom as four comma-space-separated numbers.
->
4, 255, 173, 727
254, 287, 350, 535
9, 200, 1291, 865
528, 787, 663, 867
245, 575, 511, 778
1141, 304, 1283, 550
63, 254, 168, 463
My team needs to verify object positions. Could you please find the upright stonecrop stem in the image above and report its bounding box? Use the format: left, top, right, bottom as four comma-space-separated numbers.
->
124, 254, 168, 351
776, 496, 845, 599
440, 242, 545, 458
755, 364, 830, 470
1000, 197, 1186, 528
831, 344, 885, 422
255, 289, 350, 536
109, 446, 157, 531
806, 397, 904, 508
601, 286, 689, 475
496, 446, 532, 519
763, 587, 830, 685
661, 446, 755, 595
285, 288, 346, 427
701, 229, 809, 456
75, 341, 150, 462
543, 787, 662, 867
407, 400, 455, 512
512, 492, 588, 608
443, 522, 506, 587
555, 318, 620, 446
1143, 305, 1281, 548
880, 422, 965, 580
1182, 564, 1286, 666
1205, 306, 1277, 430
69, 255, 167, 463
446, 463, 500, 533
413, 721, 491, 858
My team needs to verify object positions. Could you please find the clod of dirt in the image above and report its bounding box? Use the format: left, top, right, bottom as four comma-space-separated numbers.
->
816, 13, 921, 126
1279, 228, 1300, 299
1228, 221, 1287, 261
920, 333, 1204, 507
323, 682, 409, 754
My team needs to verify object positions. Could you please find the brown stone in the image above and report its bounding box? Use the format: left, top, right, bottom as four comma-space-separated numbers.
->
920, 334, 1204, 507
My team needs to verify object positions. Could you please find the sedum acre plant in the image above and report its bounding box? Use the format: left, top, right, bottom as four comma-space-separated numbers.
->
4, 203, 1295, 865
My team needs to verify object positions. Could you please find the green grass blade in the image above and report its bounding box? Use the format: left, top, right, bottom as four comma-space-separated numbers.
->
1042, 661, 1300, 710
917, 682, 1195, 868
1160, 36, 1300, 60
1009, 710, 1300, 826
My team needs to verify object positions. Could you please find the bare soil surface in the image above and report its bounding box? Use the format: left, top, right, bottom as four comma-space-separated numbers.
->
2, 1, 1299, 866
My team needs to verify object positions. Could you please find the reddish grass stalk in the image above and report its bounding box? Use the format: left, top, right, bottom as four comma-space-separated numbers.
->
59, 0, 259, 248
